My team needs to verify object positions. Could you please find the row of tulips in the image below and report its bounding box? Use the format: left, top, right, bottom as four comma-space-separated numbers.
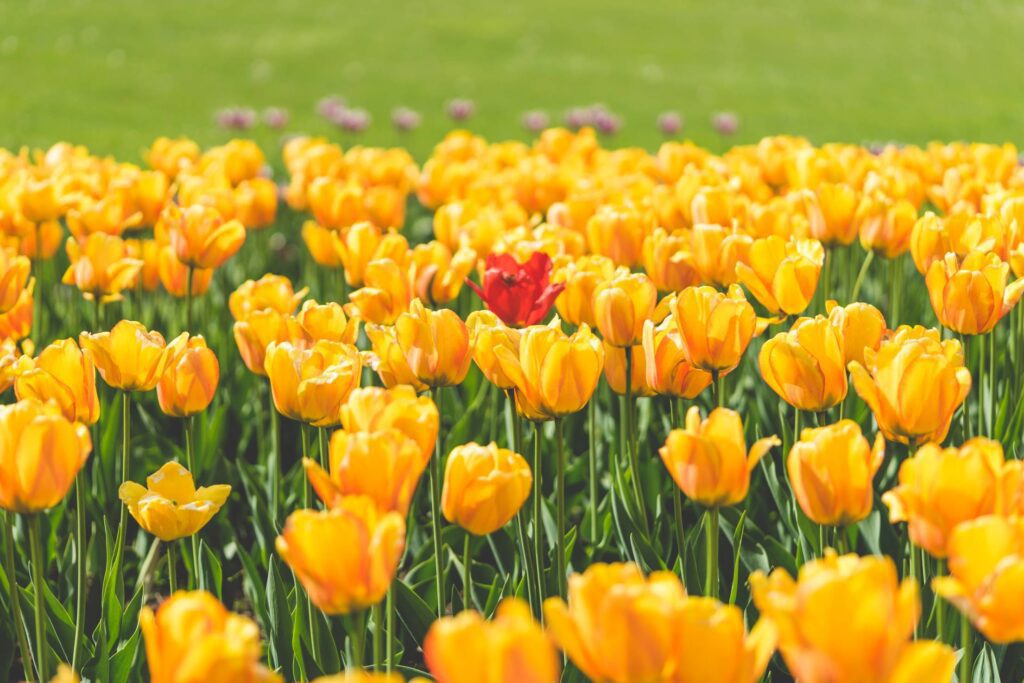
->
0, 128, 1023, 682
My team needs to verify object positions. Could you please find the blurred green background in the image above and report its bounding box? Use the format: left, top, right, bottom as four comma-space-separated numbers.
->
1, 0, 1023, 161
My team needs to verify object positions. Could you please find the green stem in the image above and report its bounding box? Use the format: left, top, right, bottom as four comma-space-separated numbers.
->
977, 334, 986, 438
347, 609, 366, 670
185, 417, 202, 590
819, 524, 826, 559
385, 584, 394, 673
301, 425, 320, 665
910, 540, 919, 640
462, 533, 475, 610
704, 507, 719, 599
624, 347, 649, 534
850, 249, 874, 302
185, 265, 194, 333
318, 426, 328, 468
555, 418, 567, 598
821, 247, 832, 311
372, 600, 383, 672
115, 391, 131, 578
960, 613, 973, 682
714, 370, 726, 408
669, 400, 685, 573
166, 541, 177, 593
936, 558, 946, 642
28, 515, 48, 681
532, 422, 545, 604
268, 383, 280, 524
4, 512, 35, 682
429, 387, 446, 616
587, 399, 598, 542
71, 476, 86, 671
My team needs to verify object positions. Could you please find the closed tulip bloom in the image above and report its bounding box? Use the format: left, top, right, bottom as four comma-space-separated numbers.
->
14, 338, 100, 425
0, 282, 33, 342
641, 318, 713, 399
275, 496, 405, 614
0, 399, 92, 513
140, 590, 282, 683
495, 321, 604, 421
335, 221, 410, 288
751, 551, 953, 683
0, 339, 33, 395
229, 274, 307, 320
689, 223, 752, 288
442, 441, 532, 535
365, 324, 429, 392
660, 407, 780, 507
307, 428, 425, 515
552, 254, 616, 327
811, 183, 859, 246
410, 241, 477, 306
348, 258, 414, 326
0, 248, 31, 313
65, 194, 141, 239
910, 212, 953, 275
671, 284, 757, 374
585, 204, 649, 267
424, 598, 558, 683
466, 310, 521, 389
234, 177, 278, 228
882, 438, 1003, 558
118, 462, 230, 541
544, 563, 686, 683
295, 299, 359, 344
672, 597, 777, 683
395, 298, 473, 387
62, 233, 143, 302
340, 385, 438, 462
848, 326, 971, 446
158, 247, 214, 298
735, 236, 824, 316
932, 515, 1024, 643
925, 251, 1024, 335
302, 221, 344, 268
80, 320, 188, 392
593, 272, 657, 347
759, 316, 847, 412
856, 195, 917, 258
826, 300, 887, 366
788, 420, 885, 526
157, 335, 219, 417
603, 342, 655, 397
232, 310, 305, 377
145, 137, 200, 179
126, 238, 161, 291
164, 202, 246, 269
264, 340, 361, 427
641, 227, 700, 293
17, 177, 65, 222
997, 460, 1024, 515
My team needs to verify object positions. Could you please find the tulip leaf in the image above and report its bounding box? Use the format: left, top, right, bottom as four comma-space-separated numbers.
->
393, 578, 436, 644
266, 557, 295, 678
728, 510, 747, 606
109, 627, 141, 683
200, 540, 224, 600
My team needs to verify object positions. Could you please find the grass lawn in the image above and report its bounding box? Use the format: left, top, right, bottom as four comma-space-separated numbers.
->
1, 0, 1023, 161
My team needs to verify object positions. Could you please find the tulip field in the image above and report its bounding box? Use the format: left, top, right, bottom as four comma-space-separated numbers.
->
1, 129, 1024, 683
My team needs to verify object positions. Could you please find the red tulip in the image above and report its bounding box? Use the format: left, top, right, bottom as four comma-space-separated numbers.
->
467, 252, 564, 327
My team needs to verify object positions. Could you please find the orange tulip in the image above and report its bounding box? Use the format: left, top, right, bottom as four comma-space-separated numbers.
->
295, 299, 359, 344
264, 340, 361, 427
339, 386, 439, 463
0, 339, 33, 395
158, 247, 213, 298
80, 320, 187, 392
0, 281, 33, 342
14, 338, 100, 425
394, 298, 473, 387
552, 254, 616, 327
410, 241, 477, 306
126, 238, 161, 292
0, 248, 31, 313
592, 272, 657, 347
825, 300, 887, 366
689, 223, 752, 288
157, 335, 219, 417
234, 177, 278, 228
735, 236, 824, 316
603, 342, 655, 397
585, 204, 649, 267
119, 461, 230, 541
671, 284, 757, 375
855, 195, 917, 258
302, 221, 344, 268
467, 310, 521, 390
348, 258, 414, 326
641, 227, 700, 292
364, 324, 429, 393
925, 251, 1024, 335
276, 496, 405, 614
163, 203, 246, 270
641, 318, 713, 399
442, 442, 532, 535
145, 137, 200, 179
229, 274, 307, 320
232, 309, 305, 377
62, 233, 143, 302
758, 315, 847, 412
334, 221, 410, 288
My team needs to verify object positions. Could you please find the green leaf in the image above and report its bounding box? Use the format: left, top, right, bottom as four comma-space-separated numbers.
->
110, 627, 141, 683
200, 541, 224, 600
393, 578, 436, 644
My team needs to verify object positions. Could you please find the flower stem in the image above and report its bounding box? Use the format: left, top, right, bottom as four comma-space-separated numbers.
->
268, 382, 280, 524
372, 600, 383, 671
704, 506, 719, 599
429, 387, 446, 616
385, 584, 394, 672
71, 476, 86, 671
185, 265, 194, 333
960, 613, 973, 682
462, 533, 475, 610
532, 422, 545, 604
166, 541, 177, 593
28, 515, 48, 681
4, 512, 35, 683
184, 417, 202, 590
114, 391, 131, 579
347, 609, 366, 670
555, 418, 567, 598
624, 347, 648, 534
587, 399, 598, 542
850, 249, 874, 302
301, 424, 320, 666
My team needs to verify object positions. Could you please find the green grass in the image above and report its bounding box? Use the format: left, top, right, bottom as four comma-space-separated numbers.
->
1, 0, 1023, 162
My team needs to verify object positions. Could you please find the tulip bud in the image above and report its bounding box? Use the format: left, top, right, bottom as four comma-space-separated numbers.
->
80, 320, 188, 392
442, 442, 532, 535
264, 340, 361, 427
759, 316, 847, 412
394, 299, 473, 387
164, 203, 246, 269
229, 274, 307, 320
592, 272, 657, 347
641, 318, 713, 399
671, 285, 757, 374
552, 254, 616, 327
157, 335, 219, 417
14, 338, 100, 425
735, 236, 824, 316
925, 251, 1024, 335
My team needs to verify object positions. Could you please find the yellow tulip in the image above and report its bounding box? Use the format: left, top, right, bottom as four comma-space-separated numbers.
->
494, 320, 604, 421
996, 460, 1024, 516
825, 299, 887, 366
157, 246, 213, 298
689, 223, 752, 288
0, 280, 33, 342
442, 442, 532, 535
848, 326, 971, 446
229, 274, 307, 320
80, 320, 187, 392
145, 137, 200, 179
339, 385, 439, 463
0, 339, 33, 395
855, 194, 917, 258
0, 247, 31, 313
157, 335, 219, 418
394, 298, 473, 387
163, 203, 246, 269
585, 204, 649, 267
424, 598, 558, 683
670, 284, 757, 375
735, 236, 824, 316
543, 563, 685, 683
275, 496, 405, 614
118, 462, 230, 541
334, 221, 410, 287
302, 220, 344, 268
552, 254, 616, 327
932, 515, 1024, 643
140, 589, 282, 683
234, 177, 278, 229
641, 227, 700, 293
49, 664, 80, 683
659, 407, 780, 507
15, 338, 99, 425
758, 315, 847, 412
603, 342, 656, 397
0, 399, 92, 513
348, 258, 414, 326
410, 241, 477, 306
295, 299, 359, 345
312, 674, 403, 683
232, 309, 306, 377
882, 437, 1003, 558
669, 597, 777, 683
809, 183, 859, 246
62, 233, 143, 303
751, 551, 953, 683
17, 177, 65, 222
641, 318, 713, 399
126, 238, 161, 292
264, 340, 361, 427
925, 251, 1024, 335
65, 193, 141, 239
788, 420, 885, 526
307, 428, 425, 515
467, 310, 521, 390
364, 323, 429, 393
593, 272, 657, 347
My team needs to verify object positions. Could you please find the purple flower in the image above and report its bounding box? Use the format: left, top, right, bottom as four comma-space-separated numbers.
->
262, 107, 290, 130
563, 107, 591, 131
446, 98, 475, 122
593, 108, 622, 136
711, 111, 739, 136
391, 106, 422, 132
337, 107, 372, 133
215, 107, 256, 130
657, 111, 683, 136
316, 95, 346, 120
521, 110, 549, 134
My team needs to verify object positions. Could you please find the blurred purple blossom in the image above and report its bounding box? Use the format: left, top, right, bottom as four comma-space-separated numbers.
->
262, 107, 290, 130
593, 108, 622, 136
446, 98, 475, 122
215, 107, 257, 130
521, 110, 549, 133
563, 107, 591, 131
337, 107, 372, 133
711, 111, 739, 136
391, 106, 422, 132
657, 111, 683, 136
316, 95, 347, 121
